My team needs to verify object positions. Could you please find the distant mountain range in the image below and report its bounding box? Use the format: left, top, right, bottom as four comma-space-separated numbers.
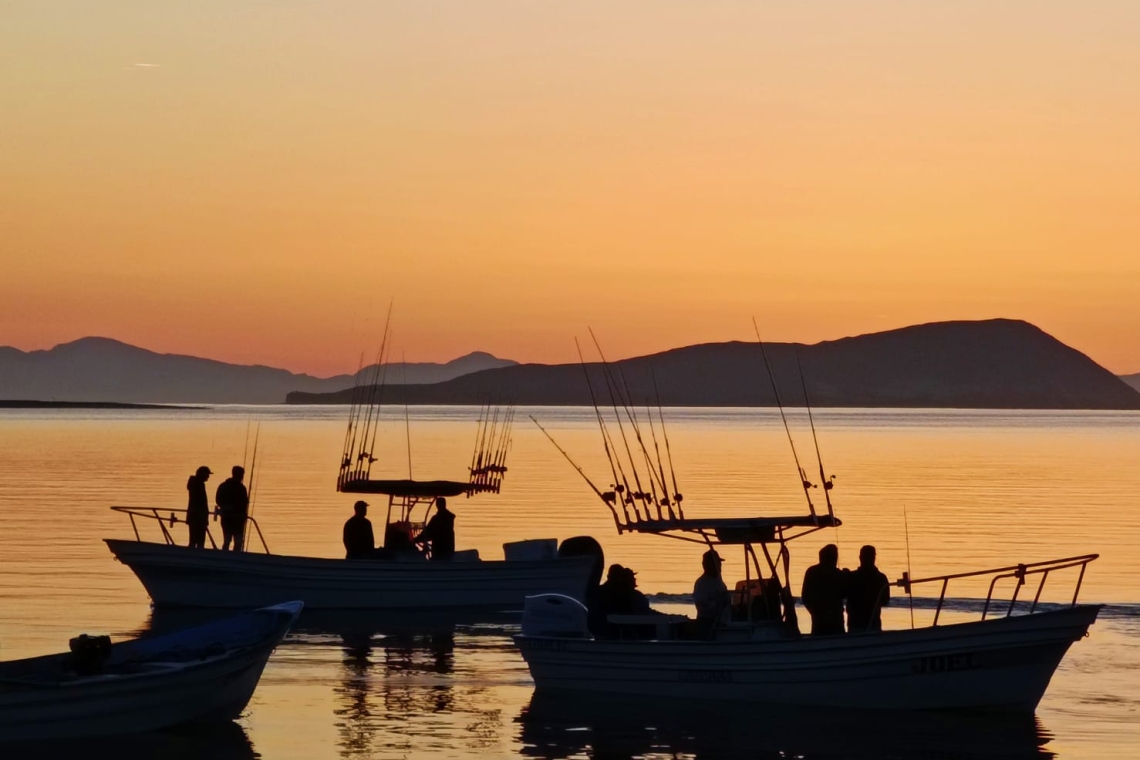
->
0, 337, 516, 404
4, 322, 1138, 409
287, 320, 1140, 410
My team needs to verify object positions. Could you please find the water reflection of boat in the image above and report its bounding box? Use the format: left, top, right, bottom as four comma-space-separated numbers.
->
517, 691, 1055, 760
146, 606, 519, 641
0, 602, 300, 742
148, 607, 517, 758
518, 350, 1100, 712
296, 610, 516, 758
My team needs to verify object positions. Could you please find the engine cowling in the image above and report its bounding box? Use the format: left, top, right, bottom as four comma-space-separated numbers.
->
521, 594, 589, 638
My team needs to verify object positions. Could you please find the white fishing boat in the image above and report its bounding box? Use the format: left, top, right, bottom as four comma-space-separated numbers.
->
105, 507, 598, 610
0, 601, 301, 742
107, 355, 600, 609
516, 549, 1100, 711
515, 341, 1101, 712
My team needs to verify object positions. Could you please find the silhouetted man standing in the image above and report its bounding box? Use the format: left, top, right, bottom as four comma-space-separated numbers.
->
415, 497, 456, 561
801, 544, 846, 636
186, 466, 212, 549
846, 545, 891, 632
343, 500, 375, 559
216, 465, 250, 552
693, 549, 730, 635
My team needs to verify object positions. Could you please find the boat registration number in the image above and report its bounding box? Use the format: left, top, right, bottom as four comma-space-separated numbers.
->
912, 652, 979, 674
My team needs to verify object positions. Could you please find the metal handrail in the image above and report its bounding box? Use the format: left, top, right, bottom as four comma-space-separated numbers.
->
895, 554, 1098, 626
111, 506, 271, 554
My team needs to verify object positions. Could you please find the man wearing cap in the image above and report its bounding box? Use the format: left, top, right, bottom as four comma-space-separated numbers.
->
186, 466, 212, 549
343, 500, 376, 559
215, 465, 250, 552
693, 549, 730, 635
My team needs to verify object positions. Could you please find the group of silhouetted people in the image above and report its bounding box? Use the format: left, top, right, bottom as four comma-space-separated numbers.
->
185, 465, 249, 550
342, 497, 456, 562
583, 543, 891, 641
587, 563, 660, 638
802, 544, 891, 635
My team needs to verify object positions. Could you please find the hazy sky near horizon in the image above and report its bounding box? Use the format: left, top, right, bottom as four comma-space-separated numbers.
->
3, 1, 1139, 376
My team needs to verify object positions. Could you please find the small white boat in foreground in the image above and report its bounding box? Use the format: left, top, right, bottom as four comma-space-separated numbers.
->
0, 601, 302, 742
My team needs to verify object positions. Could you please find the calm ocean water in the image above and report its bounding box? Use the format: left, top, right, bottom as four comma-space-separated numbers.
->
1, 406, 1139, 759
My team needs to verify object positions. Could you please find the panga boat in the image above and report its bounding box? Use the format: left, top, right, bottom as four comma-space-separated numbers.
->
105, 501, 596, 610
0, 601, 301, 742
107, 365, 598, 610
515, 345, 1101, 712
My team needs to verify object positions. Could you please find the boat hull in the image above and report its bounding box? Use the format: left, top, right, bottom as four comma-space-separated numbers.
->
0, 602, 300, 741
514, 604, 1100, 712
106, 539, 596, 610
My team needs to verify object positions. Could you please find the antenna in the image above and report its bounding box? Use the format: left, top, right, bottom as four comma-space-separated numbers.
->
403, 352, 412, 480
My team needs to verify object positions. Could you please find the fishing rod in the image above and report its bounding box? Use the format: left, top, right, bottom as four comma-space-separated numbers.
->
752, 318, 817, 519
652, 368, 684, 520
345, 345, 380, 485
350, 305, 390, 482
358, 309, 393, 481
593, 340, 667, 506
468, 401, 489, 488
486, 405, 514, 493
530, 416, 618, 527
351, 336, 386, 482
588, 329, 652, 522
796, 353, 837, 532
576, 338, 634, 525
245, 422, 261, 553
903, 503, 915, 630
644, 401, 669, 521
472, 404, 498, 491
490, 406, 513, 469
611, 362, 667, 514
242, 420, 252, 470
338, 351, 367, 488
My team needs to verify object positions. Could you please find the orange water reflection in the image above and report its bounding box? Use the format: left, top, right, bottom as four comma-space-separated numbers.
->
1, 407, 1138, 758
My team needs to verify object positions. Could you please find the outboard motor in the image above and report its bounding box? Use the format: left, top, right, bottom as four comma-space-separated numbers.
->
522, 594, 590, 638
556, 535, 605, 601
69, 633, 112, 675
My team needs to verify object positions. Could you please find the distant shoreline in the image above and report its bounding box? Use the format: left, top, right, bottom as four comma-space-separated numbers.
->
0, 400, 202, 410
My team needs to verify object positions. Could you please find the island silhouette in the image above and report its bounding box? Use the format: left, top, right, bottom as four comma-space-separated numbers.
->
289, 319, 1140, 410
3, 320, 1138, 409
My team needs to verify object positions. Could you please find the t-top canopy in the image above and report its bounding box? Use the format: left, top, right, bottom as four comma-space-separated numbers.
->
340, 478, 477, 498
627, 514, 841, 544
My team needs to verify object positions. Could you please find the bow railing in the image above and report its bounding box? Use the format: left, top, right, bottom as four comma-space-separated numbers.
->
111, 506, 270, 554
895, 554, 1098, 627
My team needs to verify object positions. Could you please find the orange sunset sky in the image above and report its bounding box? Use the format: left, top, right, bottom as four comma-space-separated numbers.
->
3, 1, 1138, 377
